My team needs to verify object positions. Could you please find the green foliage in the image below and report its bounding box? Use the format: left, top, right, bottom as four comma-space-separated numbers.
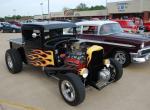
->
76, 3, 106, 11
90, 5, 106, 10
4, 15, 22, 20
76, 3, 89, 11
0, 17, 5, 22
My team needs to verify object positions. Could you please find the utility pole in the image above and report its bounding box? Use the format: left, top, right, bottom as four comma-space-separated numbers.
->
40, 2, 44, 20
105, 0, 108, 20
13, 9, 16, 21
48, 0, 50, 20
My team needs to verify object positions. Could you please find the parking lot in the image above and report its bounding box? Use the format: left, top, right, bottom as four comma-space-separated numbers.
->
0, 33, 150, 110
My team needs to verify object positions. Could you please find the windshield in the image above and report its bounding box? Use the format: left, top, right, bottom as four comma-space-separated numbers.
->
128, 21, 135, 27
100, 23, 123, 35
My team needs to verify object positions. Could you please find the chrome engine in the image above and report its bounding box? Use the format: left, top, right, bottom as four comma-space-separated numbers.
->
96, 68, 111, 88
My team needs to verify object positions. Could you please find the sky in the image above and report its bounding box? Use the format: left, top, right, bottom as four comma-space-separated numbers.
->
0, 0, 127, 17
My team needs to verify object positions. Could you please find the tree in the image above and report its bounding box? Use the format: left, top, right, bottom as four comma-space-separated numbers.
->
76, 3, 88, 11
75, 3, 106, 11
90, 5, 106, 10
63, 7, 70, 11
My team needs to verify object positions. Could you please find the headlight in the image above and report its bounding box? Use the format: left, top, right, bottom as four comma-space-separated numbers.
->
103, 59, 110, 67
79, 68, 89, 78
141, 42, 145, 49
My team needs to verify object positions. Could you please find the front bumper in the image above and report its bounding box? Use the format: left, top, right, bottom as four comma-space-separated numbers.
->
130, 53, 150, 63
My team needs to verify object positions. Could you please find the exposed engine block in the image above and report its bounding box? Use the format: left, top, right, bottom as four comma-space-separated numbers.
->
96, 68, 111, 88
64, 50, 87, 71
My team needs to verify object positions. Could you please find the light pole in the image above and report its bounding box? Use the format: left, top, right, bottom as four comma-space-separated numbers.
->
13, 9, 16, 21
40, 2, 44, 20
48, 0, 50, 20
105, 0, 108, 19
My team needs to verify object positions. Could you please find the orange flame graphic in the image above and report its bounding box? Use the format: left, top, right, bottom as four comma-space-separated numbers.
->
27, 49, 54, 67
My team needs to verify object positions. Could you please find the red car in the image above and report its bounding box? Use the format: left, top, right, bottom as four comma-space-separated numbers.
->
144, 22, 150, 32
8, 21, 22, 27
113, 20, 139, 33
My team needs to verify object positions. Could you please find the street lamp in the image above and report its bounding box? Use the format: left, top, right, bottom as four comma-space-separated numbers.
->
48, 0, 50, 20
105, 0, 108, 19
40, 2, 44, 20
13, 9, 16, 21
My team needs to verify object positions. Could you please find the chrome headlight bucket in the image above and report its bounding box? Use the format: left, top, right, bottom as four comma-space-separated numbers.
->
140, 42, 145, 49
79, 68, 89, 78
103, 59, 110, 67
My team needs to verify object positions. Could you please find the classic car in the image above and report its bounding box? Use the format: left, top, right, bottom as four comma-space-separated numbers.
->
75, 20, 150, 67
144, 22, 150, 32
5, 21, 123, 106
113, 20, 144, 33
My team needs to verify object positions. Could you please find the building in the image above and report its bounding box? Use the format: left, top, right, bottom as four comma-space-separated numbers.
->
108, 0, 150, 22
34, 0, 150, 22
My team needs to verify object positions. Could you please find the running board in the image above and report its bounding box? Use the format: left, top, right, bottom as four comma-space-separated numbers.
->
89, 82, 111, 90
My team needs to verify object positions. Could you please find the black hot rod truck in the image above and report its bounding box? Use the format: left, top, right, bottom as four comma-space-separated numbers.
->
5, 21, 123, 106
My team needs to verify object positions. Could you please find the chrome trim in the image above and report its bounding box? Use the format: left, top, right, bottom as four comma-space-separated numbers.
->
78, 38, 135, 48
138, 46, 150, 52
138, 46, 150, 56
130, 52, 150, 63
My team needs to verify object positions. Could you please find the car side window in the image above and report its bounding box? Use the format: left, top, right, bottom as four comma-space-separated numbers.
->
67, 26, 81, 34
100, 24, 112, 35
82, 26, 98, 35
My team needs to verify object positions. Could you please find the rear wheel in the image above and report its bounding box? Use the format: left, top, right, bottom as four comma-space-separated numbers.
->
112, 50, 131, 67
12, 29, 16, 33
59, 73, 85, 106
5, 49, 23, 74
1, 29, 4, 33
109, 59, 123, 82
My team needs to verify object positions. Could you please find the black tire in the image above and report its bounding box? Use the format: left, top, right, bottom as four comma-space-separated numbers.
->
1, 29, 4, 33
5, 49, 23, 74
109, 59, 123, 82
59, 73, 85, 106
112, 50, 131, 67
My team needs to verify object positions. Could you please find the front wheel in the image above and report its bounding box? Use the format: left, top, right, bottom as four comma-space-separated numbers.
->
112, 50, 131, 67
12, 29, 16, 33
59, 73, 85, 106
5, 49, 23, 74
109, 59, 123, 82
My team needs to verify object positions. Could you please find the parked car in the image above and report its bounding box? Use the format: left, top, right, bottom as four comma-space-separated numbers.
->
0, 23, 2, 31
0, 22, 8, 32
76, 20, 150, 67
144, 22, 150, 32
1, 23, 21, 33
8, 21, 22, 27
5, 21, 123, 106
113, 20, 144, 33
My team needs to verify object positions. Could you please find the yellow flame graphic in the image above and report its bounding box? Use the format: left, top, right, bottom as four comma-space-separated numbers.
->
27, 49, 54, 67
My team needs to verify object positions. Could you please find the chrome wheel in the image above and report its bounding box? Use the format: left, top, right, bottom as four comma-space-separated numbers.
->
61, 80, 75, 102
114, 51, 126, 65
7, 55, 13, 69
12, 29, 16, 33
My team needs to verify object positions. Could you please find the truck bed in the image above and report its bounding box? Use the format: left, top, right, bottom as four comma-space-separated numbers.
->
9, 38, 25, 49
9, 38, 24, 45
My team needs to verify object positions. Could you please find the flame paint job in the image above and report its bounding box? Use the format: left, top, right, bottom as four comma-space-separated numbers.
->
27, 49, 54, 67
